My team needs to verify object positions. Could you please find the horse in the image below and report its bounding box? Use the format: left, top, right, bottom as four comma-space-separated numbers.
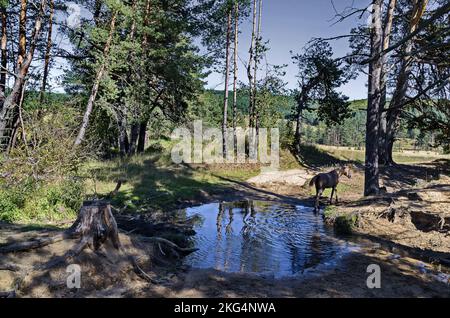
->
309, 165, 352, 213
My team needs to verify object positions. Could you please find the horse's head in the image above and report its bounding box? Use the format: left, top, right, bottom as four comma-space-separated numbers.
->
340, 165, 352, 179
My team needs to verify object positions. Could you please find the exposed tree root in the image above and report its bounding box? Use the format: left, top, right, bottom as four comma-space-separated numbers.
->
139, 236, 198, 256
130, 256, 160, 284
0, 290, 16, 298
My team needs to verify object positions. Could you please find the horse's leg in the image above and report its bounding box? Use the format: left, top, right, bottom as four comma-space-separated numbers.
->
335, 187, 339, 204
329, 187, 335, 204
315, 188, 322, 213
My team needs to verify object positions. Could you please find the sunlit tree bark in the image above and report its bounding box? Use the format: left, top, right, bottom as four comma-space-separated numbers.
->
222, 8, 232, 158
364, 0, 383, 196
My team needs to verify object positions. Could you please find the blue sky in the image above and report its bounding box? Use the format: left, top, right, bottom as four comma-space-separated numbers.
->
204, 0, 372, 100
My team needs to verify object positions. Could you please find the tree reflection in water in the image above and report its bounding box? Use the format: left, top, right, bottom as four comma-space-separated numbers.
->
183, 201, 345, 277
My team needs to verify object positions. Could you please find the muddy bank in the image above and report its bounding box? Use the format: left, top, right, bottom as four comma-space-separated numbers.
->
329, 182, 450, 259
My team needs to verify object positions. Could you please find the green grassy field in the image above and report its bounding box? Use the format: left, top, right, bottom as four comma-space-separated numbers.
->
316, 145, 450, 164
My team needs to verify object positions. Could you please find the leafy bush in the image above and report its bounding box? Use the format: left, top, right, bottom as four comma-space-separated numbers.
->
0, 107, 86, 223
0, 188, 25, 222
0, 180, 83, 222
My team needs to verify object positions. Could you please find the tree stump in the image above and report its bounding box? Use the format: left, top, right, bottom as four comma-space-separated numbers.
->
68, 200, 121, 252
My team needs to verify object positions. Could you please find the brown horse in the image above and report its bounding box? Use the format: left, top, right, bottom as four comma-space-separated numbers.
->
309, 165, 352, 212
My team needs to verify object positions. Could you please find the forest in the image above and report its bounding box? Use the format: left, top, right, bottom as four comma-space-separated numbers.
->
0, 0, 449, 299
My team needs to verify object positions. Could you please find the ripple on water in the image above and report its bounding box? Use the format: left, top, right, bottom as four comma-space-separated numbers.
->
179, 201, 356, 278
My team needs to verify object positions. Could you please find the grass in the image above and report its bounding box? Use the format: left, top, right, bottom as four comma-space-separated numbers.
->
316, 145, 450, 164
308, 182, 354, 197
323, 205, 358, 235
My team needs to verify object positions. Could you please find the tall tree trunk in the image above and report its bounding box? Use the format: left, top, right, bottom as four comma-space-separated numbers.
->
117, 111, 129, 156
0, 0, 46, 150
294, 92, 306, 154
18, 0, 27, 68
364, 0, 383, 196
0, 6, 7, 107
252, 0, 262, 136
232, 1, 239, 157
384, 0, 428, 165
74, 10, 117, 146
247, 0, 257, 129
378, 0, 396, 166
222, 9, 232, 159
137, 119, 148, 153
128, 122, 139, 155
7, 0, 28, 149
39, 0, 54, 104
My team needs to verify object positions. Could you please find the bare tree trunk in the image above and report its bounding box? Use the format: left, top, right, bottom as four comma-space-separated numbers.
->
74, 10, 117, 146
18, 0, 27, 68
137, 119, 148, 153
378, 0, 396, 166
364, 0, 383, 196
252, 0, 262, 137
6, 0, 28, 149
247, 0, 257, 129
0, 6, 7, 107
222, 9, 232, 159
39, 0, 54, 104
0, 0, 46, 149
128, 122, 139, 156
294, 92, 306, 154
384, 0, 428, 165
232, 1, 239, 157
117, 110, 129, 156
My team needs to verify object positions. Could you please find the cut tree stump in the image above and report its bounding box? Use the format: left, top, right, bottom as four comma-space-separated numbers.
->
0, 200, 120, 255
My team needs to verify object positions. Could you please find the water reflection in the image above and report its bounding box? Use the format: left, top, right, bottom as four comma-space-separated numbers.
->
182, 200, 348, 277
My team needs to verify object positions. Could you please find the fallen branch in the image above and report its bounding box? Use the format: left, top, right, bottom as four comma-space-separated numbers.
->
0, 264, 21, 271
0, 232, 74, 254
0, 290, 16, 298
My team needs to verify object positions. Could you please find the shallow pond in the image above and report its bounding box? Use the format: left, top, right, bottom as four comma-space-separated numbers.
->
181, 200, 358, 277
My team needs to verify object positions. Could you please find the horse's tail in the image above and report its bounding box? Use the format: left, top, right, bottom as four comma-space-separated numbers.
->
309, 175, 318, 187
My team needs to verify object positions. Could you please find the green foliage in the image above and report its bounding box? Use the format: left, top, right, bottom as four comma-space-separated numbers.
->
0, 180, 83, 223
292, 41, 353, 128
1, 108, 84, 185
0, 106, 86, 223
323, 206, 358, 235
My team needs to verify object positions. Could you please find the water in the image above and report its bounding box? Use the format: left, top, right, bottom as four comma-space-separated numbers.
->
180, 200, 358, 278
